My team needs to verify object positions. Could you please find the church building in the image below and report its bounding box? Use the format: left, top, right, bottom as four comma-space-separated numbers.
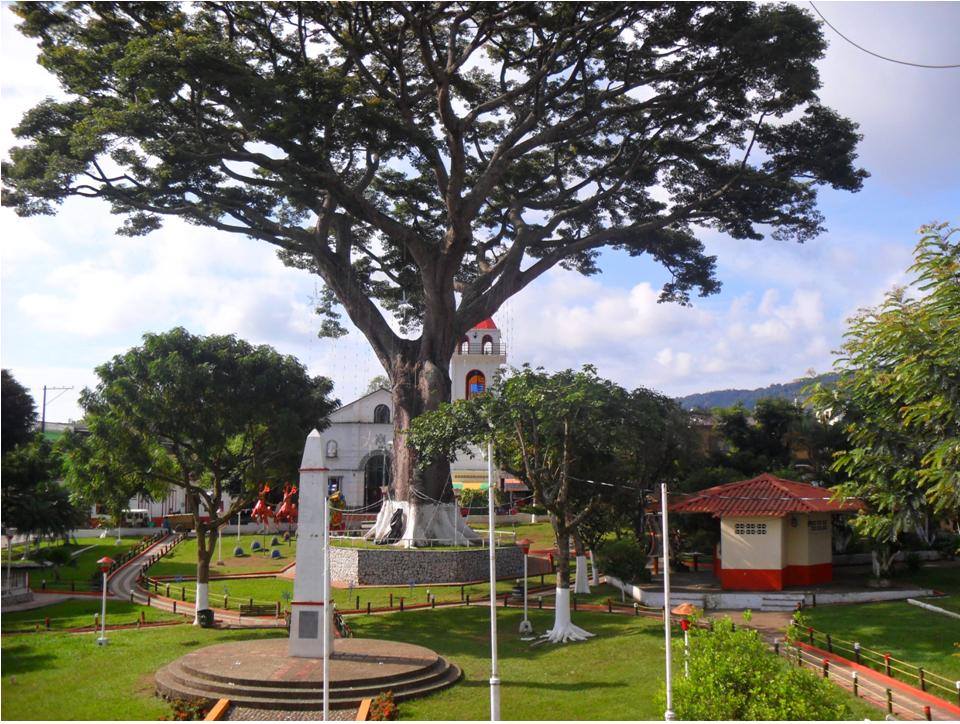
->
319, 318, 508, 510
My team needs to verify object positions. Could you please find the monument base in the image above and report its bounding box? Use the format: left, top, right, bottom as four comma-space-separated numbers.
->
155, 637, 460, 711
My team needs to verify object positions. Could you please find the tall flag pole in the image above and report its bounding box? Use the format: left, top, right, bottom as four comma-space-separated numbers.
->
322, 480, 330, 722
487, 439, 501, 720
662, 482, 675, 720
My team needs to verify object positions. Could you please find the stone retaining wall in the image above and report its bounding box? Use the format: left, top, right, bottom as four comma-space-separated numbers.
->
330, 545, 524, 585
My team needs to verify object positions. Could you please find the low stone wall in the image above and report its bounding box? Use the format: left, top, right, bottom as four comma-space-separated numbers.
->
330, 544, 524, 585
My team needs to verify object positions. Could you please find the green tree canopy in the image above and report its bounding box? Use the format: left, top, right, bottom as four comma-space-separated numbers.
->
1, 435, 85, 544
3, 2, 867, 511
74, 327, 336, 588
810, 223, 960, 560
2, 369, 37, 455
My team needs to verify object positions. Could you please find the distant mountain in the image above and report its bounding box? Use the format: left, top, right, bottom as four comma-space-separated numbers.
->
678, 373, 838, 411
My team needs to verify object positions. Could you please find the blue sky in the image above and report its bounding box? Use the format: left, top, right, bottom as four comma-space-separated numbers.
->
2, 2, 959, 422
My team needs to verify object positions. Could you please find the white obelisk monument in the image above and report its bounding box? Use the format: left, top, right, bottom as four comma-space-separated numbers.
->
289, 429, 334, 658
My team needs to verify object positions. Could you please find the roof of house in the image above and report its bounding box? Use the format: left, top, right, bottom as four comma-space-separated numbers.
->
669, 473, 862, 518
473, 317, 497, 330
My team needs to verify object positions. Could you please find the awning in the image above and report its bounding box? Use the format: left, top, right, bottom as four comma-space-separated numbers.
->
502, 478, 529, 492
452, 470, 491, 491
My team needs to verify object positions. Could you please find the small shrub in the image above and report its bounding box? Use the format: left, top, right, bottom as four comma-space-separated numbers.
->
662, 616, 857, 720
368, 691, 399, 721
160, 697, 211, 721
933, 532, 959, 560
596, 538, 650, 584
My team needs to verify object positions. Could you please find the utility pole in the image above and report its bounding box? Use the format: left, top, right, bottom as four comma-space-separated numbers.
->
40, 385, 73, 433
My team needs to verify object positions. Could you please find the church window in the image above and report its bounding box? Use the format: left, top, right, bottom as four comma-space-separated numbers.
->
326, 440, 338, 458
466, 370, 486, 399
459, 337, 469, 354
373, 404, 391, 424
481, 335, 494, 354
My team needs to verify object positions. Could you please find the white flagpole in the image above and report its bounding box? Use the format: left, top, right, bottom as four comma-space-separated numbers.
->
323, 485, 330, 722
662, 482, 675, 720
487, 439, 500, 721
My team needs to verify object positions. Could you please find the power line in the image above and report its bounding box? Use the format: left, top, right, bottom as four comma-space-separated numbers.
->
810, 2, 960, 69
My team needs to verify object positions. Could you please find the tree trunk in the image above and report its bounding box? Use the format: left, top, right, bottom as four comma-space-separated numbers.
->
194, 523, 214, 624
389, 349, 453, 503
543, 516, 593, 643
573, 533, 591, 594
366, 343, 481, 546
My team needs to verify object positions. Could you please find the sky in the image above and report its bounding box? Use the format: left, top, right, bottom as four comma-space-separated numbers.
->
2, 2, 959, 423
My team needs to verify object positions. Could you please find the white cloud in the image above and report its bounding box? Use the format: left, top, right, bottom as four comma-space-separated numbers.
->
504, 268, 841, 396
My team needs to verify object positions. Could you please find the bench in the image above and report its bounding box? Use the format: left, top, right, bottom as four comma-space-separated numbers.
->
238, 603, 278, 617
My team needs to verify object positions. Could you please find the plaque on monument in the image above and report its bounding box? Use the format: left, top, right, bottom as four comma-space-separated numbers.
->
299, 610, 319, 639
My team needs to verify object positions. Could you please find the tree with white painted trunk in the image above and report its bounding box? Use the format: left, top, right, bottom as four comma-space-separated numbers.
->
6, 3, 867, 547
68, 328, 336, 623
409, 366, 635, 642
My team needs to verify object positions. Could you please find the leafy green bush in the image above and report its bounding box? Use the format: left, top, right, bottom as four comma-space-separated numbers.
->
663, 616, 858, 720
596, 538, 650, 584
518, 504, 547, 515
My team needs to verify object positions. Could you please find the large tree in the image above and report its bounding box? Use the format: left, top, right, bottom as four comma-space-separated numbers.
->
409, 365, 630, 642
2, 435, 86, 552
810, 223, 960, 572
74, 328, 336, 620
3, 2, 866, 541
2, 369, 38, 455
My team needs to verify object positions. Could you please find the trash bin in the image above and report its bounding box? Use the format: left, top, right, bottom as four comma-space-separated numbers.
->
196, 609, 215, 628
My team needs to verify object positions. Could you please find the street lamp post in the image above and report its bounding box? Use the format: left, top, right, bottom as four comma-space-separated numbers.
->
517, 538, 533, 636
487, 439, 500, 721
96, 556, 114, 646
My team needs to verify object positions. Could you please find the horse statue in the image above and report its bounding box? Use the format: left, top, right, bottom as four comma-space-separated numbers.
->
275, 483, 298, 527
251, 483, 275, 533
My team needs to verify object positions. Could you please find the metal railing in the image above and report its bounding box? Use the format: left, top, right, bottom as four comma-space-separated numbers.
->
789, 625, 959, 705
456, 342, 506, 356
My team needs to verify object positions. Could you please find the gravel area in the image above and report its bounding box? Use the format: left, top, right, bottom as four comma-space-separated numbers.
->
225, 705, 357, 720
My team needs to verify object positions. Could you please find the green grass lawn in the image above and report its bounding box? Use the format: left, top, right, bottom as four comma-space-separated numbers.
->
506, 521, 556, 550
147, 533, 297, 578
1, 622, 285, 720
1, 604, 878, 720
803, 586, 960, 684
171, 573, 554, 610
27, 538, 143, 589
2, 599, 180, 632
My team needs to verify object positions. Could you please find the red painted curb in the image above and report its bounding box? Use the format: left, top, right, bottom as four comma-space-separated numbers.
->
794, 640, 960, 716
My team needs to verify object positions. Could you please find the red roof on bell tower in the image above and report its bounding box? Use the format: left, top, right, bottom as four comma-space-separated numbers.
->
473, 318, 497, 330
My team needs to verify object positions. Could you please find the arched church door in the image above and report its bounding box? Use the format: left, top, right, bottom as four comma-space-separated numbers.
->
364, 454, 391, 509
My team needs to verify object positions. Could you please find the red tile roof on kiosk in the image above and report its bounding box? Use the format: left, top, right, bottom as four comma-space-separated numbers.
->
669, 473, 863, 518
473, 317, 497, 330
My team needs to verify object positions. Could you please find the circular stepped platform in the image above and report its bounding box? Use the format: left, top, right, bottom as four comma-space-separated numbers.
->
155, 638, 460, 711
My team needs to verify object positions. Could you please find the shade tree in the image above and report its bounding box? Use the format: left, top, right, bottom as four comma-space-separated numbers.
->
410, 365, 634, 642
73, 328, 336, 620
2, 369, 38, 455
810, 223, 960, 573
4, 2, 867, 543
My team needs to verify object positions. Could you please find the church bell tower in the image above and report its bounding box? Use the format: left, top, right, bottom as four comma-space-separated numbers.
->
450, 318, 506, 402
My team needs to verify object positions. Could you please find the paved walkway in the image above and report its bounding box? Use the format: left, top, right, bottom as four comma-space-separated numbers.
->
1, 591, 84, 613
108, 536, 287, 627
224, 706, 356, 721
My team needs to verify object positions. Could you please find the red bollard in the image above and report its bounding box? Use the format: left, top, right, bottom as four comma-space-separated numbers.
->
923, 706, 931, 721
45, 617, 50, 630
